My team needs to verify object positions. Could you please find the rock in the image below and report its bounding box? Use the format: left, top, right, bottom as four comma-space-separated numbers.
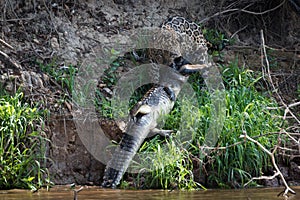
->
103, 87, 113, 96
51, 37, 60, 49
5, 81, 14, 92
33, 38, 40, 44
289, 162, 300, 182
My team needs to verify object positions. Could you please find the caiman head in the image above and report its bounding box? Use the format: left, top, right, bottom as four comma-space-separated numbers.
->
161, 16, 210, 76
170, 56, 208, 75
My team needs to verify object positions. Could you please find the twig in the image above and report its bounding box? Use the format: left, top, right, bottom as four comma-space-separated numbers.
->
289, 0, 300, 13
230, 25, 248, 39
73, 186, 83, 200
277, 146, 299, 152
287, 102, 300, 109
199, 132, 285, 150
281, 129, 300, 145
267, 101, 300, 110
200, 0, 286, 23
240, 132, 296, 197
0, 38, 14, 49
260, 30, 300, 124
0, 16, 35, 22
0, 50, 21, 69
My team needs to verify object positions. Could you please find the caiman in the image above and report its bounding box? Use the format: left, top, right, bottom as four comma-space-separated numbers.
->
102, 16, 211, 188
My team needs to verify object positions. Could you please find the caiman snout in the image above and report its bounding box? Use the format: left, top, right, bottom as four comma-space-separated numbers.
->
179, 63, 208, 75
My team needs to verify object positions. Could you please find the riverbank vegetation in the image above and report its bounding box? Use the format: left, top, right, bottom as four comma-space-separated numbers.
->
0, 1, 298, 194
95, 41, 293, 190
0, 37, 295, 193
119, 60, 284, 189
0, 91, 50, 190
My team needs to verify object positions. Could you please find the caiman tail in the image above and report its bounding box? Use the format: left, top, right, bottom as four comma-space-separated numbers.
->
101, 132, 146, 188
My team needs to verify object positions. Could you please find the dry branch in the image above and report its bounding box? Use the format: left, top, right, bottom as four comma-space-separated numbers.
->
0, 38, 14, 49
200, 0, 286, 23
236, 29, 300, 198
0, 50, 21, 69
260, 30, 300, 125
240, 132, 296, 197
73, 186, 83, 200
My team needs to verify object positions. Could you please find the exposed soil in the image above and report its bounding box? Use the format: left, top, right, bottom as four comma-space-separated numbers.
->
0, 0, 299, 187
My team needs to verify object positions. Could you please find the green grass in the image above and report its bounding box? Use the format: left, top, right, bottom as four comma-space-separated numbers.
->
206, 63, 281, 187
0, 92, 50, 190
125, 60, 283, 189
38, 61, 78, 110
135, 136, 202, 190
95, 44, 283, 189
39, 61, 77, 94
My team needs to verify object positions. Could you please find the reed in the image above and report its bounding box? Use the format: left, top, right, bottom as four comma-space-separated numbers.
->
0, 92, 50, 190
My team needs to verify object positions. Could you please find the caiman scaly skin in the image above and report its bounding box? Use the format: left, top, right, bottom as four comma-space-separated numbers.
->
102, 74, 188, 188
102, 16, 209, 188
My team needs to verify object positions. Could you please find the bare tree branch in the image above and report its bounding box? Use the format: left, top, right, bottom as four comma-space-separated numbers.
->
260, 29, 300, 126
240, 132, 296, 197
0, 38, 14, 49
0, 50, 21, 69
200, 0, 286, 23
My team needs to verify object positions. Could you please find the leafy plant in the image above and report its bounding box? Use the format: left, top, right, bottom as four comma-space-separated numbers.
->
202, 28, 233, 55
39, 61, 77, 93
95, 89, 113, 119
0, 92, 50, 190
101, 48, 124, 87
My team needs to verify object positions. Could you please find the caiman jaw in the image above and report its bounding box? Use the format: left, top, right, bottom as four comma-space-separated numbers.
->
178, 64, 208, 75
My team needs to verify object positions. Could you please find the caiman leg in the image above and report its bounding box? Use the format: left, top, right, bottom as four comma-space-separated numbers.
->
163, 87, 176, 101
148, 128, 172, 138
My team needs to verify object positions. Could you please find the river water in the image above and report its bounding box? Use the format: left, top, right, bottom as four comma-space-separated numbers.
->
0, 186, 299, 200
